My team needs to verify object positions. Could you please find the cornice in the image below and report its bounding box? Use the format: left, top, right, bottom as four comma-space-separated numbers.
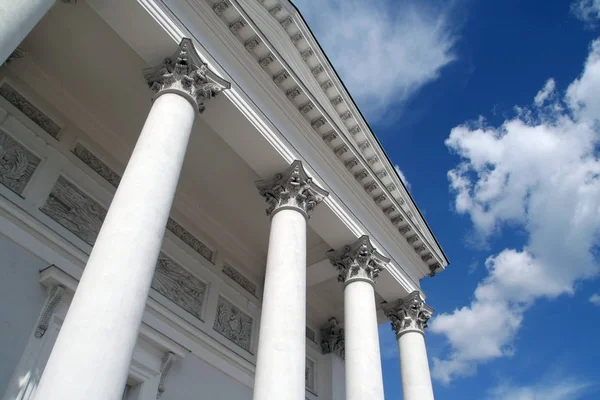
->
208, 0, 447, 276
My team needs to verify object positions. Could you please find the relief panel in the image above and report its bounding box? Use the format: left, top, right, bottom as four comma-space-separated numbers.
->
213, 295, 253, 352
40, 176, 107, 245
152, 253, 207, 321
0, 129, 40, 195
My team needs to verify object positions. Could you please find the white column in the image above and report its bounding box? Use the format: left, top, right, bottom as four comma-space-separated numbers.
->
0, 0, 75, 65
328, 236, 389, 400
33, 39, 229, 400
383, 291, 435, 400
253, 161, 328, 400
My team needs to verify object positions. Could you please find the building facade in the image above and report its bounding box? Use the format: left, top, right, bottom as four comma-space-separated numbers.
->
0, 1, 448, 400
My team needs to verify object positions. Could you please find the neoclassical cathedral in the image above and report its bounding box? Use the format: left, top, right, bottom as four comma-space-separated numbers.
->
0, 1, 448, 400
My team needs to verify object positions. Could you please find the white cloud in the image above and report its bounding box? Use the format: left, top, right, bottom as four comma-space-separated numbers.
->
534, 78, 556, 107
394, 164, 411, 189
572, 0, 600, 24
590, 293, 600, 305
487, 377, 592, 400
430, 39, 600, 383
293, 0, 457, 119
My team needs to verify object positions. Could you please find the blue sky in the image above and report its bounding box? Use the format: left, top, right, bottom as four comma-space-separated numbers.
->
294, 0, 600, 398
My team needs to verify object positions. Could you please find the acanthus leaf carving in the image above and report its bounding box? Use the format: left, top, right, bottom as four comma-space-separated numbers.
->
35, 284, 65, 338
320, 317, 345, 359
255, 160, 328, 219
143, 38, 230, 113
328, 235, 389, 284
382, 291, 433, 337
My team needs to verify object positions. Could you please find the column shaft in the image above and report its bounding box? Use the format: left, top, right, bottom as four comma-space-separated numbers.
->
398, 331, 434, 400
0, 0, 55, 64
344, 280, 385, 400
253, 209, 307, 400
34, 93, 196, 400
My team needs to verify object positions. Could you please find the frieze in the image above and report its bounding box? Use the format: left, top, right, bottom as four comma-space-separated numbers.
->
0, 83, 60, 138
166, 218, 214, 263
40, 176, 107, 246
0, 129, 40, 195
153, 253, 207, 321
222, 264, 257, 296
213, 296, 253, 352
72, 143, 121, 188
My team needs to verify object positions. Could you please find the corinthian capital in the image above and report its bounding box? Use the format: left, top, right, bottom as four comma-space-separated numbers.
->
328, 235, 389, 285
143, 38, 231, 113
382, 291, 433, 337
255, 160, 329, 219
320, 317, 345, 359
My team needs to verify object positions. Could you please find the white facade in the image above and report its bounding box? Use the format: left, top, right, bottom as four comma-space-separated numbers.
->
0, 1, 449, 399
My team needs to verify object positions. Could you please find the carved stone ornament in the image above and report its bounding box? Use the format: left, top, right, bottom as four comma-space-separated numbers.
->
4, 47, 25, 65
259, 53, 275, 68
213, 0, 229, 16
281, 16, 293, 29
429, 262, 442, 277
328, 235, 389, 285
382, 291, 434, 337
157, 352, 176, 399
213, 296, 253, 352
35, 285, 65, 338
255, 160, 328, 219
320, 317, 345, 359
143, 38, 230, 113
0, 129, 41, 195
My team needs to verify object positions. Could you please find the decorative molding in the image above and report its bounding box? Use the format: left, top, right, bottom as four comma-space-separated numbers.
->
322, 131, 337, 143
383, 205, 396, 215
321, 80, 333, 91
386, 183, 396, 192
0, 83, 61, 138
157, 352, 176, 399
364, 182, 377, 193
331, 96, 343, 106
286, 87, 302, 100
334, 144, 348, 157
0, 129, 40, 195
367, 156, 379, 165
340, 111, 352, 121
213, 296, 253, 352
429, 262, 442, 277
222, 264, 257, 296
320, 317, 344, 359
291, 32, 303, 44
166, 218, 214, 262
153, 253, 207, 321
345, 158, 359, 170
358, 141, 370, 151
213, 0, 229, 16
143, 38, 230, 113
269, 4, 282, 16
259, 53, 275, 68
273, 70, 289, 85
244, 36, 260, 52
311, 116, 326, 130
40, 176, 107, 246
376, 170, 387, 179
407, 235, 418, 244
354, 169, 368, 181
255, 160, 328, 219
349, 126, 361, 136
280, 16, 293, 29
300, 49, 314, 61
374, 194, 387, 204
311, 65, 324, 77
421, 254, 433, 262
328, 235, 389, 285
414, 244, 426, 253
72, 143, 121, 188
35, 285, 65, 338
391, 215, 404, 225
382, 291, 433, 337
399, 225, 411, 235
299, 102, 314, 114
229, 18, 247, 34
